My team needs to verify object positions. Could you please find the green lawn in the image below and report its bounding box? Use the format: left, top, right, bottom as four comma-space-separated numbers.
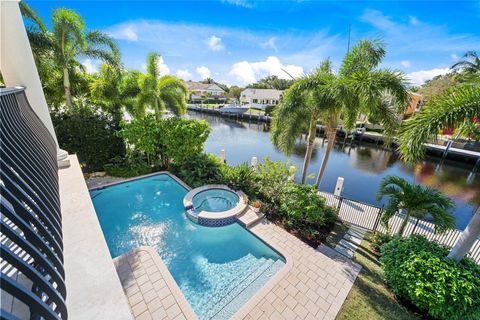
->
336, 235, 421, 320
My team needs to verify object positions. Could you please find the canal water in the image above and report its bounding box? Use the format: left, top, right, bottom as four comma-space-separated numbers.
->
186, 111, 480, 230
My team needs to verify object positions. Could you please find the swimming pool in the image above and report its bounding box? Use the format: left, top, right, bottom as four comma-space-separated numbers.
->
90, 173, 285, 320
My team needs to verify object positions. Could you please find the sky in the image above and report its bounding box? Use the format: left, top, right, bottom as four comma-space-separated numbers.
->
29, 0, 480, 86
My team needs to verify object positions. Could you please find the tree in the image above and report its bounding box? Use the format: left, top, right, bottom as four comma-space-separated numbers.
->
50, 8, 119, 109
229, 85, 243, 102
398, 83, 480, 261
248, 75, 293, 90
131, 53, 188, 119
451, 51, 480, 75
377, 176, 455, 236
271, 40, 410, 186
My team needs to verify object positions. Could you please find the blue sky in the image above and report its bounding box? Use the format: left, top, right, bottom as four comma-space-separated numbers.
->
30, 0, 480, 86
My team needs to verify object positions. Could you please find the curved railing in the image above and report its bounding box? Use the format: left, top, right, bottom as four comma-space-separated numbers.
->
1, 87, 67, 319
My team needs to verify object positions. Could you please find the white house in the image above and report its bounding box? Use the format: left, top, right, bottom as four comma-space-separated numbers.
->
240, 88, 283, 110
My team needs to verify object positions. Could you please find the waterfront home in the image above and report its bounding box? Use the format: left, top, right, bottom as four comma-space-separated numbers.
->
240, 88, 283, 110
186, 81, 226, 103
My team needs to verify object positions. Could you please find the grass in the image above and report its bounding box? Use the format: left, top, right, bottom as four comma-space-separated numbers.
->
324, 221, 349, 248
336, 235, 421, 320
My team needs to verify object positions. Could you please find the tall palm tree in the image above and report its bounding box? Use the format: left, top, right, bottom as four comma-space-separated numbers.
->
271, 40, 410, 186
50, 8, 119, 110
20, 1, 46, 32
132, 53, 188, 119
377, 175, 455, 236
271, 60, 336, 183
398, 83, 480, 261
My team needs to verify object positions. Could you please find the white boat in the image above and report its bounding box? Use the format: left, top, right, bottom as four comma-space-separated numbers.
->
218, 103, 249, 114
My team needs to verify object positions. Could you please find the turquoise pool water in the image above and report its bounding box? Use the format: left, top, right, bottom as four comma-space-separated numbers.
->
193, 189, 239, 212
90, 174, 285, 320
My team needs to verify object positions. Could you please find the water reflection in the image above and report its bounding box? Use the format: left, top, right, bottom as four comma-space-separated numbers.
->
186, 111, 479, 229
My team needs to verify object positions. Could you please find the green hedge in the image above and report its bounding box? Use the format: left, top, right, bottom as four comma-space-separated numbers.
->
380, 235, 480, 320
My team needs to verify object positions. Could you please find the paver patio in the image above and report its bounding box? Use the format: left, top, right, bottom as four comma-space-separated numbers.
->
114, 216, 361, 320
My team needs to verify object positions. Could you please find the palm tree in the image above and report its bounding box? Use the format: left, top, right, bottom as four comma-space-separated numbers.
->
398, 83, 480, 261
377, 176, 455, 236
271, 60, 336, 183
132, 52, 188, 119
20, 1, 46, 32
271, 40, 410, 186
451, 51, 480, 74
50, 8, 119, 110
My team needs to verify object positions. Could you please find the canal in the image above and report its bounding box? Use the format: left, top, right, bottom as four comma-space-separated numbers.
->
186, 111, 480, 230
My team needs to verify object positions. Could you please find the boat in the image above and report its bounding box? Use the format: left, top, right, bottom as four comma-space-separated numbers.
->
218, 103, 249, 114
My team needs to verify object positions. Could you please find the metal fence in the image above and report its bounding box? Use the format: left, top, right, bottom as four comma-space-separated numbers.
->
1, 88, 67, 319
319, 191, 480, 264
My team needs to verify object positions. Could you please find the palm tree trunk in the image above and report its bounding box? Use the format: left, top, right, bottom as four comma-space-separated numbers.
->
300, 118, 317, 183
315, 123, 337, 189
63, 67, 73, 110
398, 210, 410, 236
447, 207, 480, 261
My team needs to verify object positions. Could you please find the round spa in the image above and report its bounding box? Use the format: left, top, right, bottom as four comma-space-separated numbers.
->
183, 185, 247, 226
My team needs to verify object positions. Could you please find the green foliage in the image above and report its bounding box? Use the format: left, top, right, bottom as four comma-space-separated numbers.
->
219, 163, 257, 194
118, 116, 210, 169
52, 106, 125, 172
264, 105, 276, 116
172, 153, 223, 188
103, 154, 151, 178
279, 184, 336, 241
255, 158, 295, 206
380, 236, 480, 320
247, 75, 293, 90
377, 175, 455, 235
369, 231, 392, 253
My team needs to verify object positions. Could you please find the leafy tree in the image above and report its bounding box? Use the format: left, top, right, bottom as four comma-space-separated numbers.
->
376, 175, 455, 236
248, 75, 293, 90
228, 85, 243, 102
451, 51, 480, 75
130, 53, 188, 119
118, 116, 210, 169
271, 40, 409, 186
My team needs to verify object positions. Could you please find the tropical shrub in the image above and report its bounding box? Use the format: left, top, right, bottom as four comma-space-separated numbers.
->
118, 116, 210, 169
279, 184, 336, 242
172, 153, 222, 188
219, 163, 257, 195
380, 235, 480, 320
255, 158, 296, 207
103, 154, 151, 178
369, 231, 392, 254
52, 106, 125, 172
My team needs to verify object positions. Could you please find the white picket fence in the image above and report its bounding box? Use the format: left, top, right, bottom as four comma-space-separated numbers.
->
319, 191, 480, 264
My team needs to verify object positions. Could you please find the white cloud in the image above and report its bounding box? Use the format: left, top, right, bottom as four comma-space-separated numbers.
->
207, 35, 224, 51
401, 60, 411, 68
407, 67, 450, 86
141, 56, 170, 75
262, 37, 277, 51
196, 66, 211, 79
108, 24, 138, 41
409, 16, 420, 26
451, 53, 459, 61
176, 69, 193, 79
82, 59, 98, 73
229, 56, 304, 85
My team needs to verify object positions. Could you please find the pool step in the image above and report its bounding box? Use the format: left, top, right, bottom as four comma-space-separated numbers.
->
207, 257, 278, 320
211, 259, 284, 320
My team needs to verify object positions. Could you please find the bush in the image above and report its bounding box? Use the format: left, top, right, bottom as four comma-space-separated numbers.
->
264, 105, 276, 116
219, 163, 257, 195
118, 116, 210, 169
279, 184, 336, 242
255, 158, 295, 207
380, 235, 480, 320
104, 154, 151, 178
369, 231, 392, 254
52, 107, 125, 172
172, 153, 222, 188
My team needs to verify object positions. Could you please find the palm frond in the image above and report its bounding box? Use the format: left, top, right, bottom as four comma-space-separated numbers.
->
20, 1, 47, 32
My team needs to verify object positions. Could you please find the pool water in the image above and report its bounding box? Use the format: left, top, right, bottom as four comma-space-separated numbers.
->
193, 189, 239, 212
90, 174, 285, 320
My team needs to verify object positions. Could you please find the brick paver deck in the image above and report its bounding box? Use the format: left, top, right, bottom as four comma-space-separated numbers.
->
114, 247, 197, 320
114, 218, 361, 320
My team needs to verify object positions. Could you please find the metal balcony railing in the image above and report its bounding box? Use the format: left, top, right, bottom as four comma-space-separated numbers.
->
1, 87, 67, 319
